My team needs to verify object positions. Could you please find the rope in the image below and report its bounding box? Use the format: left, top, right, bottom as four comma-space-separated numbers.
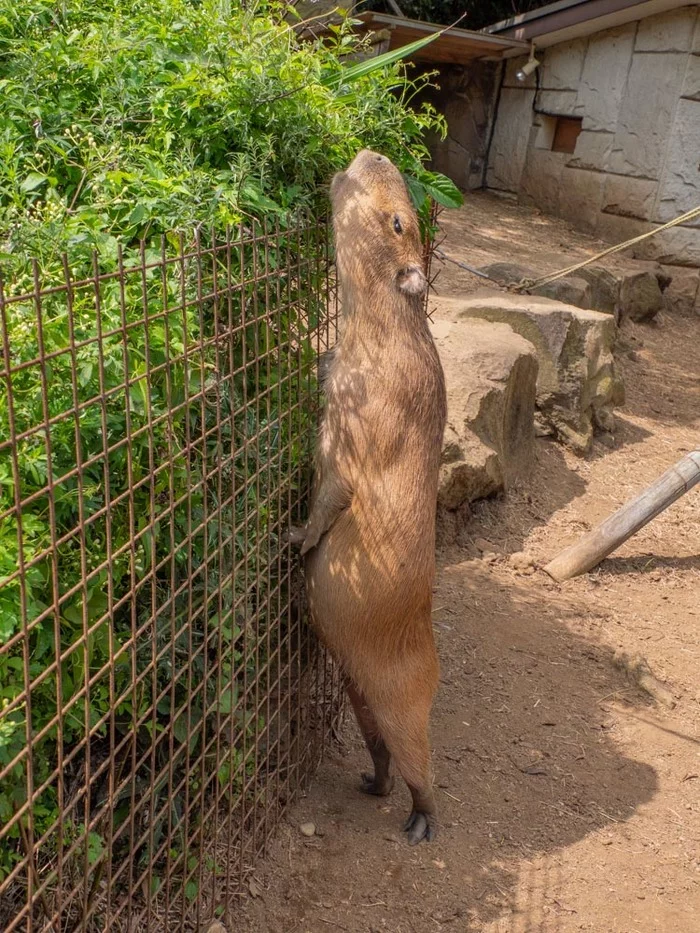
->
433, 247, 492, 280
434, 204, 700, 293
514, 205, 700, 292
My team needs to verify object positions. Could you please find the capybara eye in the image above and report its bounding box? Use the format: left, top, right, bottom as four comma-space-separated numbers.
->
393, 216, 403, 235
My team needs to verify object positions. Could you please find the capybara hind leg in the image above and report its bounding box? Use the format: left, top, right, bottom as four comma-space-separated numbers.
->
346, 681, 394, 796
378, 708, 437, 845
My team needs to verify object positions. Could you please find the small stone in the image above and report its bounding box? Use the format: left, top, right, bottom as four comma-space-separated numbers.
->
475, 537, 497, 554
299, 822, 316, 837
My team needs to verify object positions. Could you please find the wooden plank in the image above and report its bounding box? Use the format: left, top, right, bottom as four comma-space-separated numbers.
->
544, 449, 700, 582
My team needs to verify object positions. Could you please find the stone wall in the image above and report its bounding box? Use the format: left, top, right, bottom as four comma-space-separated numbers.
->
417, 62, 501, 191
486, 5, 700, 300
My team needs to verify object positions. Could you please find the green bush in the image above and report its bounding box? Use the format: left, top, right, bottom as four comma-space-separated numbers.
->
0, 0, 460, 908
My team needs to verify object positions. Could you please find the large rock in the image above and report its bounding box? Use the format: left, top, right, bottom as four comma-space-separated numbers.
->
619, 270, 665, 322
659, 265, 698, 314
431, 318, 538, 510
576, 265, 620, 315
450, 292, 624, 453
480, 262, 601, 313
531, 275, 591, 309
480, 261, 536, 288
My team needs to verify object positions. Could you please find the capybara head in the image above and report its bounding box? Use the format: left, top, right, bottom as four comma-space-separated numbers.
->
330, 149, 426, 298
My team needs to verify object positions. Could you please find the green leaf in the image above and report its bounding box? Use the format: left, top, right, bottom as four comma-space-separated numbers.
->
419, 171, 464, 209
20, 172, 48, 193
403, 174, 428, 211
321, 30, 443, 87
87, 831, 104, 866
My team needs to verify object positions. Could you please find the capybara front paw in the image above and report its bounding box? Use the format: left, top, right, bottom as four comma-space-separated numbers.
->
359, 772, 394, 797
284, 525, 307, 547
403, 809, 437, 845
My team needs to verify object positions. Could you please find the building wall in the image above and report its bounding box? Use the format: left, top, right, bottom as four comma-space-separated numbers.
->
486, 5, 700, 280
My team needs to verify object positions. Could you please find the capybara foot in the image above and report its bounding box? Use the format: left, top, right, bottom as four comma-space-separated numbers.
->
403, 809, 437, 845
360, 771, 394, 797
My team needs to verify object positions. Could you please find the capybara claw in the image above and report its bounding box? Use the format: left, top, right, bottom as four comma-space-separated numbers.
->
359, 772, 394, 797
403, 810, 436, 845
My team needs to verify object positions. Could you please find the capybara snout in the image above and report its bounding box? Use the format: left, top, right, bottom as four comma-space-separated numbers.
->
299, 150, 447, 844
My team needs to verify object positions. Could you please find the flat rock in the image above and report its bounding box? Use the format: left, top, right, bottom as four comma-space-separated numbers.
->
450, 291, 624, 453
431, 317, 538, 510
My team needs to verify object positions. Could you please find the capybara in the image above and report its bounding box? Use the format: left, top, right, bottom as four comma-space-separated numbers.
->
295, 149, 447, 844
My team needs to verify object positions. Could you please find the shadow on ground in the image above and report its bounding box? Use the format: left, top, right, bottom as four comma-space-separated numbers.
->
237, 557, 657, 933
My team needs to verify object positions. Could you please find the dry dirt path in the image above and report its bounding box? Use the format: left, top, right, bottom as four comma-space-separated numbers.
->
239, 197, 700, 933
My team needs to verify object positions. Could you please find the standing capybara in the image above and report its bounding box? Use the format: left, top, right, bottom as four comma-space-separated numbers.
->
295, 149, 447, 844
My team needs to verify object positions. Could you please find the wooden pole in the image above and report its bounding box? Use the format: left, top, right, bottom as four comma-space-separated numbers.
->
544, 448, 700, 582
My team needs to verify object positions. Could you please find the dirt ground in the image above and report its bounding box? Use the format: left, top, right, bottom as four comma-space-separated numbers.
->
238, 194, 700, 933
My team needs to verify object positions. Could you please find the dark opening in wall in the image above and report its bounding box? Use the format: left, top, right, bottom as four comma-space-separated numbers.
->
551, 116, 583, 154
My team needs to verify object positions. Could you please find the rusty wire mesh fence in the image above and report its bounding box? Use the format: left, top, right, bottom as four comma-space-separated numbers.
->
0, 214, 343, 931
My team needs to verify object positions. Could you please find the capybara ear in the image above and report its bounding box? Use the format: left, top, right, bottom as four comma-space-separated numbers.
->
397, 265, 427, 296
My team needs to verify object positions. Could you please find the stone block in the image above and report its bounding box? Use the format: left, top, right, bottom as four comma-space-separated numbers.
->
682, 53, 700, 100
602, 174, 658, 221
635, 7, 697, 53
608, 51, 688, 179
635, 225, 700, 267
487, 87, 535, 192
596, 212, 650, 251
454, 293, 624, 453
576, 24, 635, 132
560, 167, 605, 232
567, 129, 613, 171
654, 99, 700, 224
519, 149, 565, 215
431, 317, 538, 510
541, 38, 587, 90
536, 89, 579, 116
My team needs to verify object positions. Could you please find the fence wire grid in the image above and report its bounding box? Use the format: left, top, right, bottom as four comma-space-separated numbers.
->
0, 214, 344, 932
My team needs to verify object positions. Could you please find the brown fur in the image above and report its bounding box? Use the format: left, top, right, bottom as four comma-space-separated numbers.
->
299, 150, 447, 844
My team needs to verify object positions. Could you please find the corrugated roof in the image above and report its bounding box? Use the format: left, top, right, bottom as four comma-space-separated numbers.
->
484, 0, 691, 46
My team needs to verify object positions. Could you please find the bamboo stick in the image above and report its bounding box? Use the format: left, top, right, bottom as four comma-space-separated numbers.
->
544, 449, 700, 582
